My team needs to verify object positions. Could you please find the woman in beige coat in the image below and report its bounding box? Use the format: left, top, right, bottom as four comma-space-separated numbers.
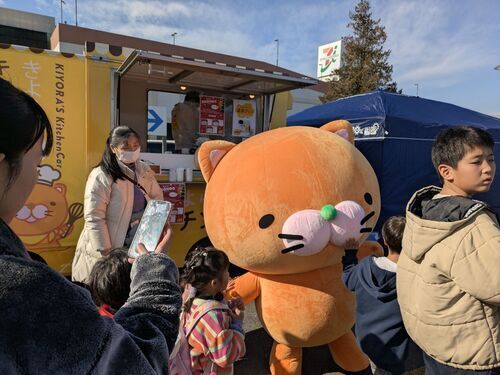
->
72, 126, 163, 283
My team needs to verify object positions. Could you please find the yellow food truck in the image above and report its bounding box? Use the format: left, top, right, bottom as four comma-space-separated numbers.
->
0, 41, 317, 275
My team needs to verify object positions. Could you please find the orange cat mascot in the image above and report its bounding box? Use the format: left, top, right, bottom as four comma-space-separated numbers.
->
198, 121, 382, 374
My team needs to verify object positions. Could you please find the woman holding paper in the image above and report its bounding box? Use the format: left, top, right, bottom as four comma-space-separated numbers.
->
72, 126, 163, 283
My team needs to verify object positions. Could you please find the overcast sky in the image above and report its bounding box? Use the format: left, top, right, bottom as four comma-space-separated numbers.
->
2, 0, 499, 116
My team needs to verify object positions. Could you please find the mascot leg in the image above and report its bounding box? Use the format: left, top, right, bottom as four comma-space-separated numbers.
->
328, 331, 370, 374
269, 341, 302, 375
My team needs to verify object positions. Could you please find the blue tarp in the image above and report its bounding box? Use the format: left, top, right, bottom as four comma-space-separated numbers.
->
287, 90, 500, 228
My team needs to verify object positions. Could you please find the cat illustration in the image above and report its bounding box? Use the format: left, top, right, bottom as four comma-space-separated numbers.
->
11, 165, 83, 249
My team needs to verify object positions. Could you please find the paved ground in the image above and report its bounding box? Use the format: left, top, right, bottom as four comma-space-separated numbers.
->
234, 302, 346, 375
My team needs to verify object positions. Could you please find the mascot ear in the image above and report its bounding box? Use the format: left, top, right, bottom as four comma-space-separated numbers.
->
197, 140, 236, 182
320, 120, 355, 144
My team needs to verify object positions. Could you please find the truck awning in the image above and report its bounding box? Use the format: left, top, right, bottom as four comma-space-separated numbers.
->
117, 50, 318, 96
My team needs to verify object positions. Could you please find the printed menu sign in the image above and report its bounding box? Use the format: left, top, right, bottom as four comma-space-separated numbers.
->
232, 99, 256, 137
159, 183, 186, 224
199, 95, 225, 136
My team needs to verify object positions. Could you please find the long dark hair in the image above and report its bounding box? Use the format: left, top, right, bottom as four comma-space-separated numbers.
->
98, 126, 140, 182
0, 78, 53, 188
181, 247, 229, 310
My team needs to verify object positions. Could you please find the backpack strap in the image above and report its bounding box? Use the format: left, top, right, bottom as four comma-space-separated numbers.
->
185, 302, 230, 338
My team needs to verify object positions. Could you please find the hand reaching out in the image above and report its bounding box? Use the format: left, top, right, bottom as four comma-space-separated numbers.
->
227, 277, 236, 291
228, 296, 245, 321
344, 238, 359, 250
129, 223, 173, 263
155, 223, 173, 255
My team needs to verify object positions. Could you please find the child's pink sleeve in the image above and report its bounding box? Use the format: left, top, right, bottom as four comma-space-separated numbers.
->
189, 309, 245, 368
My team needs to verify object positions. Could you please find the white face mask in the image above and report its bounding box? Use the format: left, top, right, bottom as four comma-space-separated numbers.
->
117, 147, 141, 164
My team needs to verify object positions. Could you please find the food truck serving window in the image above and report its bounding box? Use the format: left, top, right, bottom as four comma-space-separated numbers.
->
116, 50, 318, 154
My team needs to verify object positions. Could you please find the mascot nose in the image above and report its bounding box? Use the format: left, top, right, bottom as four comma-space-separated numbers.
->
327, 201, 366, 246
280, 210, 330, 256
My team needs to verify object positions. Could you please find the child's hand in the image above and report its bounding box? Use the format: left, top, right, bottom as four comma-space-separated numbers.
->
129, 242, 149, 263
229, 306, 245, 322
227, 278, 236, 291
228, 296, 245, 321
228, 296, 245, 311
224, 277, 241, 300
344, 238, 359, 250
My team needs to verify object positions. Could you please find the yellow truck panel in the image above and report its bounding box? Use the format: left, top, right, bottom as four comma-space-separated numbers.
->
1, 44, 208, 275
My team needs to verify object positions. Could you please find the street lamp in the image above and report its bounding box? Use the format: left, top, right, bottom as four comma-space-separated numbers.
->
274, 39, 279, 66
60, 0, 65, 24
171, 32, 178, 45
75, 0, 78, 26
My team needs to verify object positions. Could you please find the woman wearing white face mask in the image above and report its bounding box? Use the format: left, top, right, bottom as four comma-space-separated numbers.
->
72, 126, 163, 283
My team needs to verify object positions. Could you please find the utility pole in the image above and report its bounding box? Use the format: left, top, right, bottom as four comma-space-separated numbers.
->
414, 83, 419, 97
274, 39, 279, 66
75, 0, 78, 26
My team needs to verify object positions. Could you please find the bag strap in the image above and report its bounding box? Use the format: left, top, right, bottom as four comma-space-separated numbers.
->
185, 303, 230, 338
121, 172, 149, 198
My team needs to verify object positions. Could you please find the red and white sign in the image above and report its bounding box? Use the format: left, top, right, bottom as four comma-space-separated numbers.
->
159, 183, 186, 224
199, 96, 225, 136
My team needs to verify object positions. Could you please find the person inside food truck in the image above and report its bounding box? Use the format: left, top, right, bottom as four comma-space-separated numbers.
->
171, 91, 200, 153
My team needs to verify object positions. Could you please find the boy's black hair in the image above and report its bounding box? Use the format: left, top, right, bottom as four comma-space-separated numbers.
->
382, 215, 406, 254
432, 126, 495, 182
181, 246, 229, 310
0, 78, 53, 188
98, 126, 140, 182
88, 248, 132, 310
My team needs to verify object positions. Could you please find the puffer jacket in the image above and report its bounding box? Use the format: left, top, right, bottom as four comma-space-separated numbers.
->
397, 186, 500, 371
72, 160, 163, 283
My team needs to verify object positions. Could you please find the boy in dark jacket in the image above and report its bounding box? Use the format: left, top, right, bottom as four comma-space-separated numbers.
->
343, 216, 423, 374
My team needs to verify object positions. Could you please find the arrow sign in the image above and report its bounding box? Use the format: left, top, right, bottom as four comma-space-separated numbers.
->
147, 106, 167, 136
148, 109, 164, 132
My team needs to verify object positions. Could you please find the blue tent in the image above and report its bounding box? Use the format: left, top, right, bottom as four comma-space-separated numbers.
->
287, 90, 500, 228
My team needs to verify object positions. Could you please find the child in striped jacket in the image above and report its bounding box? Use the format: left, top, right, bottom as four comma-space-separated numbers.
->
181, 247, 246, 374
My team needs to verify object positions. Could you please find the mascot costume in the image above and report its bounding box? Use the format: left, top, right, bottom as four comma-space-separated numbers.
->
198, 121, 382, 374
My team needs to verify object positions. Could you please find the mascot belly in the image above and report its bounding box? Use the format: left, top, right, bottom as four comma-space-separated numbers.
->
257, 265, 356, 347
198, 121, 382, 374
